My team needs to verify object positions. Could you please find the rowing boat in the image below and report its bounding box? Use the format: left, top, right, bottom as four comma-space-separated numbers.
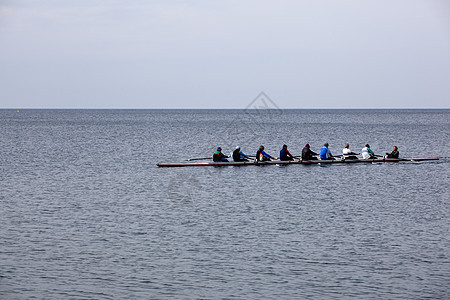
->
156, 157, 439, 167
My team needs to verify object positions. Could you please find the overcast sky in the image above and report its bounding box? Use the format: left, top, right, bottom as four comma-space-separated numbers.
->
0, 0, 449, 108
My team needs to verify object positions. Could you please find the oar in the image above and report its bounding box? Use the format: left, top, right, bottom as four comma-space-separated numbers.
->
240, 155, 256, 161
185, 157, 212, 161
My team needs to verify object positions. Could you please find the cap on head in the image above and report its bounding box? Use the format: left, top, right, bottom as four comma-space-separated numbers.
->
305, 144, 310, 148
283, 144, 287, 148
345, 142, 349, 148
324, 142, 329, 146
217, 147, 221, 150
236, 146, 240, 149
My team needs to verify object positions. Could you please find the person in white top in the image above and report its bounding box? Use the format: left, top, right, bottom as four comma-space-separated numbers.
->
361, 144, 375, 159
342, 142, 360, 159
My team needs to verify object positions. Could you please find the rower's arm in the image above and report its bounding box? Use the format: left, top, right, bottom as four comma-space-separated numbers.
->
263, 151, 276, 159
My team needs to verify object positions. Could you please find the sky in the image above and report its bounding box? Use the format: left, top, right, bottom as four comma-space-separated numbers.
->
0, 0, 449, 109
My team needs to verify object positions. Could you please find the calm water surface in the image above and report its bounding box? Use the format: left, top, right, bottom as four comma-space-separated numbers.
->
1, 109, 449, 299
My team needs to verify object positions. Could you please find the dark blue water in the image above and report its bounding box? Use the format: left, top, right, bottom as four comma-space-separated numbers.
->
1, 109, 449, 299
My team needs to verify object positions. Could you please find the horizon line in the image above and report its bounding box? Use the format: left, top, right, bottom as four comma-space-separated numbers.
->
4, 107, 450, 110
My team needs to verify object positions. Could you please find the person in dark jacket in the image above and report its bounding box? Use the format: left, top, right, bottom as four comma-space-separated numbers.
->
256, 145, 276, 161
213, 147, 229, 162
232, 146, 249, 162
280, 144, 294, 161
301, 144, 319, 160
385, 146, 399, 158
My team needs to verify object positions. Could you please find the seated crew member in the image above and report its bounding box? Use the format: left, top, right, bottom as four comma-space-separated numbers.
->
385, 146, 399, 158
301, 144, 319, 160
233, 146, 249, 161
320, 143, 334, 160
342, 142, 360, 159
280, 144, 294, 161
256, 145, 276, 161
213, 147, 229, 162
361, 144, 375, 159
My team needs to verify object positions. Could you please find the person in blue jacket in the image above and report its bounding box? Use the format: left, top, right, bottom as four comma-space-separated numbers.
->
280, 144, 294, 161
320, 143, 334, 160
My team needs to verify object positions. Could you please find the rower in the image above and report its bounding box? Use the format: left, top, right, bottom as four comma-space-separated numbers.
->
233, 146, 249, 162
213, 147, 229, 162
320, 143, 334, 160
361, 144, 375, 159
301, 144, 318, 160
280, 144, 294, 161
342, 142, 360, 160
256, 145, 276, 161
385, 146, 399, 158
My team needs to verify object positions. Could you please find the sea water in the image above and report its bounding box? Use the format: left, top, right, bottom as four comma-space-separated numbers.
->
0, 109, 449, 299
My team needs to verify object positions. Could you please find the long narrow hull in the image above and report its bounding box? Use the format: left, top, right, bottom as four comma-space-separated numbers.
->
156, 157, 439, 167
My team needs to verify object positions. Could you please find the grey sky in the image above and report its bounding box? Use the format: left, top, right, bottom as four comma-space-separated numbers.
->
1, 0, 449, 108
